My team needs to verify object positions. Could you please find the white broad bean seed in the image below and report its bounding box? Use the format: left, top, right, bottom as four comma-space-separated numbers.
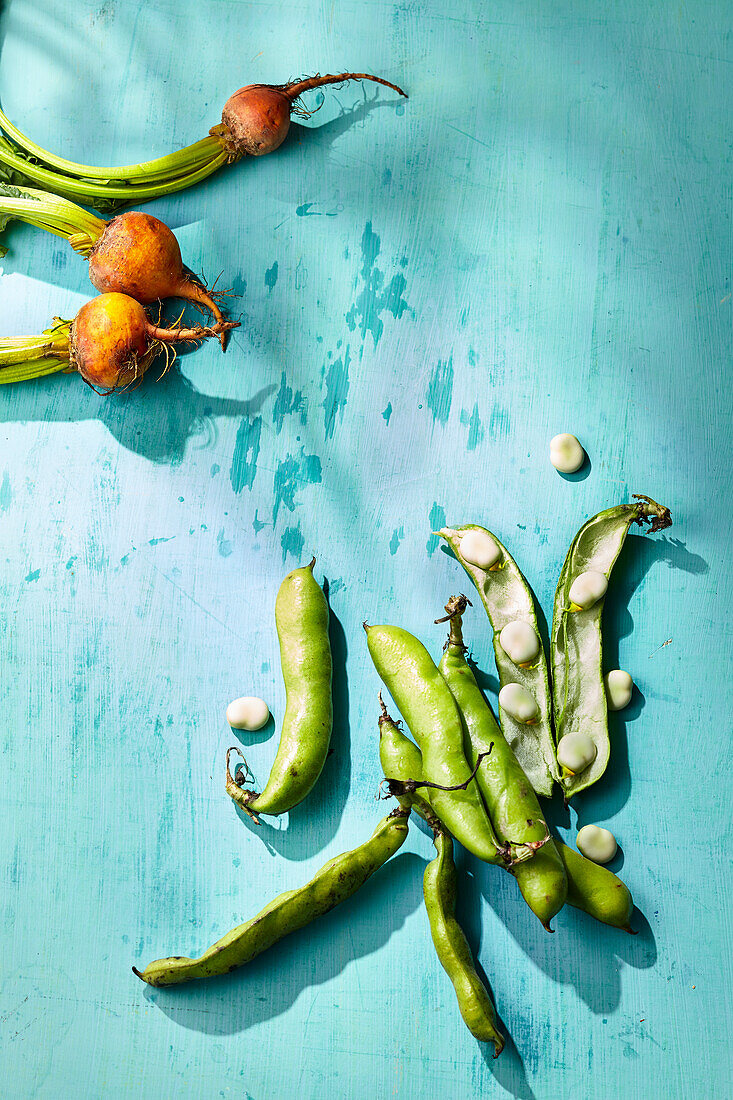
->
498, 682, 539, 724
568, 570, 608, 610
226, 696, 270, 731
498, 620, 541, 666
459, 529, 502, 570
576, 824, 618, 864
605, 669, 633, 710
550, 433, 585, 473
556, 731, 597, 773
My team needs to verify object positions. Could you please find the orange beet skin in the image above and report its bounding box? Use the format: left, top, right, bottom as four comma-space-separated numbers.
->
88, 212, 226, 332
215, 73, 407, 159
70, 293, 150, 390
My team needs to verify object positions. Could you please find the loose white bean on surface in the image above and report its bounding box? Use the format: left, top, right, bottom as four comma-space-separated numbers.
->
459, 529, 502, 570
605, 669, 634, 710
576, 824, 618, 864
498, 682, 539, 723
226, 696, 270, 731
557, 731, 597, 773
568, 570, 608, 610
499, 620, 541, 666
550, 433, 585, 473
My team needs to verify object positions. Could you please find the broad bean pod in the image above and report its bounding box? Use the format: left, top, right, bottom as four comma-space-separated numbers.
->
424, 829, 505, 1056
227, 558, 332, 817
557, 841, 635, 932
133, 808, 410, 986
378, 698, 438, 824
377, 706, 504, 1053
438, 524, 558, 797
551, 496, 671, 797
366, 622, 507, 865
437, 597, 568, 928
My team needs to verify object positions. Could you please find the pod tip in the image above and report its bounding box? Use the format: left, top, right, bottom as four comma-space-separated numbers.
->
132, 966, 144, 980
543, 922, 555, 934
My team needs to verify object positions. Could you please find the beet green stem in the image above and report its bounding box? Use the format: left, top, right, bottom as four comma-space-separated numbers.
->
0, 185, 106, 255
0, 321, 72, 384
0, 108, 222, 181
0, 137, 228, 212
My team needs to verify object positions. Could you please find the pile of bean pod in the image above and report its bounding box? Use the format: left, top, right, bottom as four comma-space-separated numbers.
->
135, 494, 671, 1058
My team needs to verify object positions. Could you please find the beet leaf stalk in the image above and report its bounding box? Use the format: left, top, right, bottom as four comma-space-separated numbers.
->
0, 184, 106, 257
0, 320, 72, 385
0, 72, 406, 212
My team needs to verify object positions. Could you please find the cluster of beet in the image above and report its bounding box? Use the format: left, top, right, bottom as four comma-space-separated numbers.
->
2, 74, 406, 392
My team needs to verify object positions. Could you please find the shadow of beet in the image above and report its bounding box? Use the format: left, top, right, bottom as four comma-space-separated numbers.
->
273, 91, 408, 180
0, 360, 276, 466
136, 850, 425, 1035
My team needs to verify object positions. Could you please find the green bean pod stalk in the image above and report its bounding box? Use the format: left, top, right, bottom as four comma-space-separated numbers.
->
227, 559, 332, 819
133, 808, 410, 987
551, 496, 672, 797
0, 73, 406, 211
0, 186, 236, 344
423, 827, 505, 1056
437, 596, 568, 930
437, 523, 558, 798
366, 622, 515, 867
1, 293, 232, 391
557, 842, 635, 933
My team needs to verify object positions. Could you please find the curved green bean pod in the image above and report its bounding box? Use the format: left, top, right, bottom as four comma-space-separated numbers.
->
226, 558, 332, 818
557, 841, 635, 932
366, 623, 506, 865
227, 559, 332, 817
438, 524, 557, 797
424, 829, 505, 1056
437, 597, 567, 928
551, 496, 671, 797
133, 808, 410, 986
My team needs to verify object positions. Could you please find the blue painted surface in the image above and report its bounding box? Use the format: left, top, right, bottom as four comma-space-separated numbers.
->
1, 2, 731, 1097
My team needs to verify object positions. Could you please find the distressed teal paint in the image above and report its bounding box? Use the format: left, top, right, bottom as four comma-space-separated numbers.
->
426, 503, 447, 557
280, 524, 305, 562
264, 260, 279, 290
216, 529, 233, 558
322, 345, 351, 441
272, 450, 322, 522
0, 470, 11, 510
389, 526, 404, 555
345, 221, 412, 345
427, 356, 455, 425
273, 371, 305, 435
230, 415, 263, 493
465, 403, 484, 450
0, 1, 731, 1098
